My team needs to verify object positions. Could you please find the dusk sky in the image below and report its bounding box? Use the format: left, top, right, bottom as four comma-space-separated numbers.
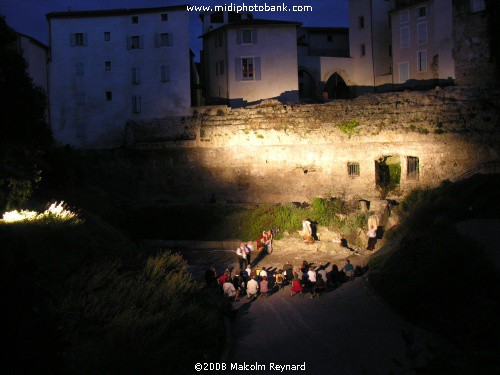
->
0, 0, 349, 59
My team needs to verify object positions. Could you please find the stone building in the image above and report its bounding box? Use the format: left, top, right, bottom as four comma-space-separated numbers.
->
46, 6, 191, 148
14, 32, 49, 93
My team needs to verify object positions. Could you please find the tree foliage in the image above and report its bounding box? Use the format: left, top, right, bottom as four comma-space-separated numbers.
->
0, 15, 53, 209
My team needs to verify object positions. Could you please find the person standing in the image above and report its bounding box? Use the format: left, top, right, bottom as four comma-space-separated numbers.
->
245, 240, 254, 266
366, 225, 377, 251
264, 230, 273, 253
236, 243, 247, 270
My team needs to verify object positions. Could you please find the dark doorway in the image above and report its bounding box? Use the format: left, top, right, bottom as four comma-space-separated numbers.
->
375, 155, 401, 197
298, 70, 316, 101
323, 72, 349, 99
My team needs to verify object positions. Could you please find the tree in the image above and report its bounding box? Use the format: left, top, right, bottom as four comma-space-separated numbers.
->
0, 15, 53, 210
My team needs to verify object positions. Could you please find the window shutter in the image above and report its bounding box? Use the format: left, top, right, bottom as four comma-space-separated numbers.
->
168, 33, 173, 46
83, 33, 88, 46
252, 29, 258, 44
156, 34, 161, 47
127, 36, 132, 50
254, 57, 261, 80
236, 30, 242, 44
139, 36, 144, 49
234, 58, 242, 81
70, 33, 76, 47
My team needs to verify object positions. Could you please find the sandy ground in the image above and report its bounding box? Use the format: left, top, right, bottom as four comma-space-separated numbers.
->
178, 237, 437, 375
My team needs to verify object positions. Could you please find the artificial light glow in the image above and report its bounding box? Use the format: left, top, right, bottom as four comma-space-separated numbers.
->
2, 201, 78, 223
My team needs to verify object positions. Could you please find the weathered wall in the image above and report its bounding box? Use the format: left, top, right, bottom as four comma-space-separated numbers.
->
83, 85, 500, 204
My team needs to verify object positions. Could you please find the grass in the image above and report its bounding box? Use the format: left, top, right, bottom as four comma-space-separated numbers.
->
337, 119, 361, 138
0, 211, 223, 373
369, 175, 500, 372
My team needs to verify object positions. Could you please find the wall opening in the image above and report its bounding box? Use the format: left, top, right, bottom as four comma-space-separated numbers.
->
298, 69, 316, 101
407, 156, 420, 180
323, 72, 349, 99
375, 155, 401, 197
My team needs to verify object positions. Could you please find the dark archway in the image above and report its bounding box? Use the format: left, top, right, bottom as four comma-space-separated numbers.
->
375, 155, 401, 198
323, 72, 349, 99
298, 69, 316, 101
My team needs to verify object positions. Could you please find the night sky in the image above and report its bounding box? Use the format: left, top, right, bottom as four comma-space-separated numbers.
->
0, 0, 349, 59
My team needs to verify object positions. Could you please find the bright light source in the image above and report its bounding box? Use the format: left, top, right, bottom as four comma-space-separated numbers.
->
2, 201, 79, 223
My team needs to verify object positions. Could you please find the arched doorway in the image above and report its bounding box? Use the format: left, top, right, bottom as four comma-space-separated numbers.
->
323, 72, 349, 100
298, 69, 316, 101
375, 155, 401, 198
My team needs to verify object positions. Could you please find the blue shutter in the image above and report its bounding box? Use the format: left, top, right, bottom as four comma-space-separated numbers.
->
168, 33, 173, 46
139, 36, 144, 49
252, 29, 258, 44
83, 33, 88, 46
70, 33, 76, 46
236, 29, 242, 44
254, 57, 261, 80
234, 58, 242, 81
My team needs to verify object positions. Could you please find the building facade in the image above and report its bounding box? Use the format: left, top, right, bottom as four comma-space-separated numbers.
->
201, 16, 300, 106
390, 0, 455, 86
47, 6, 190, 148
15, 32, 49, 93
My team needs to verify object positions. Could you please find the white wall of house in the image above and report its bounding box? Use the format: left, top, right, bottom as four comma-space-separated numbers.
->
17, 34, 48, 93
227, 26, 299, 104
48, 9, 190, 148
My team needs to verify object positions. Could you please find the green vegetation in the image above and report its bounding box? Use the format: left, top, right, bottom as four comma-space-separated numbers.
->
376, 156, 401, 198
369, 176, 500, 372
1, 213, 223, 373
126, 197, 367, 241
337, 120, 361, 138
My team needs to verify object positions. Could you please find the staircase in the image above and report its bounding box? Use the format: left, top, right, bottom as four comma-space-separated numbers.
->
450, 161, 499, 183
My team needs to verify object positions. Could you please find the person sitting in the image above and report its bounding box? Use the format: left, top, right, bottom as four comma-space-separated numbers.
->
328, 264, 342, 288
299, 219, 314, 244
204, 266, 217, 286
342, 259, 355, 280
260, 276, 269, 298
244, 264, 252, 278
275, 269, 285, 289
234, 269, 245, 293
246, 275, 259, 299
290, 273, 303, 297
259, 267, 268, 278
307, 266, 317, 288
283, 261, 294, 283
223, 277, 240, 301
317, 266, 327, 286
312, 274, 326, 298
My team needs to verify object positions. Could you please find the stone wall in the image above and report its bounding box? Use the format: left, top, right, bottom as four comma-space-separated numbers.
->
83, 85, 500, 204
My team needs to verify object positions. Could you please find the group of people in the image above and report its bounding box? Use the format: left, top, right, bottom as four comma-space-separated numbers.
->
204, 259, 367, 301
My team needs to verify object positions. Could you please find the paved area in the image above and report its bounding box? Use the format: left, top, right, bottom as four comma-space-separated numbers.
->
178, 246, 435, 375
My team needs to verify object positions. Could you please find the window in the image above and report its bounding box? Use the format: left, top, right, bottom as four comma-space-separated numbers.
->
75, 92, 85, 106
131, 66, 141, 84
359, 16, 365, 29
160, 65, 170, 82
228, 11, 241, 23
104, 32, 110, 41
407, 156, 419, 180
399, 62, 409, 83
360, 44, 366, 57
417, 23, 427, 45
106, 91, 112, 101
400, 10, 409, 24
417, 6, 427, 19
400, 26, 410, 49
242, 58, 254, 80
327, 35, 333, 42
417, 50, 427, 72
132, 95, 141, 113
128, 35, 143, 49
75, 62, 84, 76
157, 33, 172, 47
131, 16, 138, 24
161, 13, 168, 21
470, 0, 486, 13
242, 29, 252, 44
105, 61, 111, 71
348, 162, 360, 177
70, 33, 87, 46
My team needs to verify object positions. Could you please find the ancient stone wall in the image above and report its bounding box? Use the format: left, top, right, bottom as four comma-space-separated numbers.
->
83, 85, 500, 204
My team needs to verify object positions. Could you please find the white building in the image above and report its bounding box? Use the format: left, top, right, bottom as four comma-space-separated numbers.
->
201, 16, 300, 106
46, 6, 191, 148
15, 32, 49, 93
